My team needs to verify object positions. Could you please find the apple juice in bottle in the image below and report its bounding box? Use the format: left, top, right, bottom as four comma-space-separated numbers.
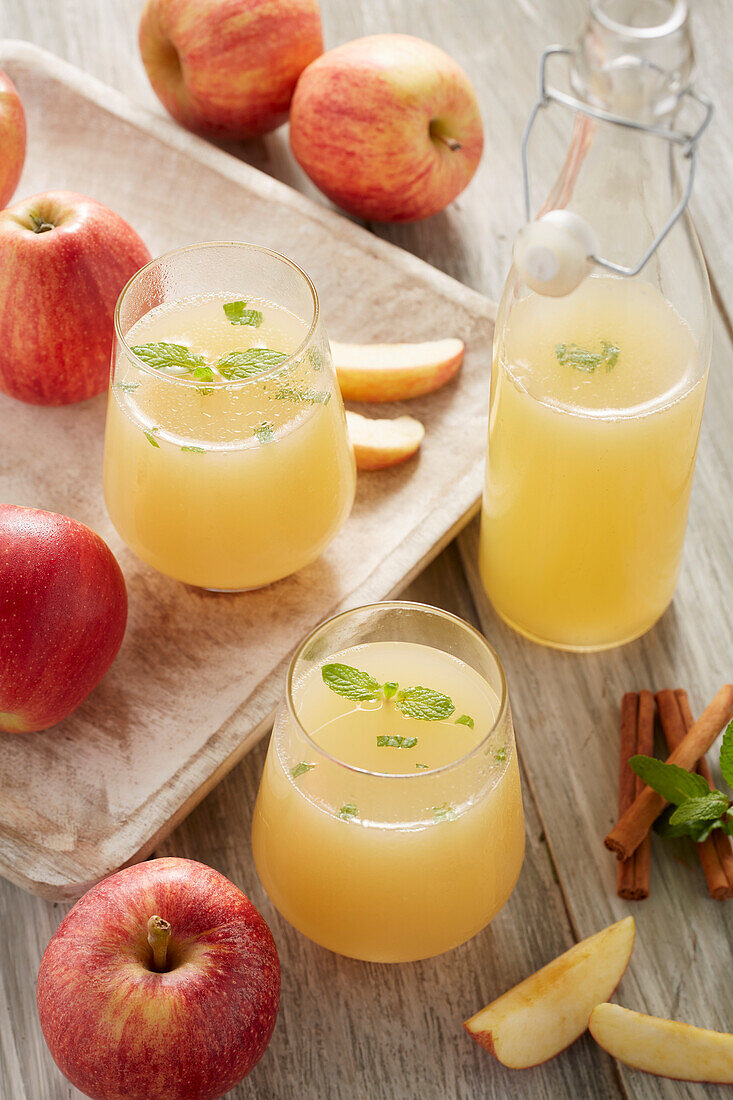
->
479, 0, 712, 650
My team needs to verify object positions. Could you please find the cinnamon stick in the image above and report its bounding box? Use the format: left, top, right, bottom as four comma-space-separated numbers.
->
616, 692, 653, 900
661, 690, 733, 900
605, 684, 733, 861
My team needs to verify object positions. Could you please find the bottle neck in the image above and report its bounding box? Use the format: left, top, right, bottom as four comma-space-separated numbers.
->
571, 0, 694, 124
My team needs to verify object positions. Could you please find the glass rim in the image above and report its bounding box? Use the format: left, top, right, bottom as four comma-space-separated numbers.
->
113, 240, 321, 388
284, 600, 509, 780
590, 0, 687, 39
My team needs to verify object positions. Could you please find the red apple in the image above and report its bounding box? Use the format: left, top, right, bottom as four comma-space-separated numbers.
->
37, 857, 281, 1100
0, 504, 127, 733
0, 191, 151, 405
289, 34, 484, 222
0, 69, 26, 208
139, 0, 323, 139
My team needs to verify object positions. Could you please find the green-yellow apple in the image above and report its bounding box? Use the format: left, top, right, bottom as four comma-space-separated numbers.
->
139, 0, 323, 139
0, 69, 26, 208
0, 504, 127, 733
0, 191, 150, 405
289, 34, 484, 222
37, 858, 281, 1100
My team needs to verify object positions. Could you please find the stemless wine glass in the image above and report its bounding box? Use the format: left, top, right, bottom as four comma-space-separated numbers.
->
251, 602, 525, 963
103, 242, 356, 591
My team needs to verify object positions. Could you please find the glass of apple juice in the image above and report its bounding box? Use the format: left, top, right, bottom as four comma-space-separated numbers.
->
103, 242, 356, 590
251, 602, 525, 962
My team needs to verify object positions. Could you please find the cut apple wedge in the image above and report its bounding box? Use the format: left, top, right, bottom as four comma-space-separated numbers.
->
589, 1002, 733, 1083
464, 916, 635, 1069
346, 410, 425, 470
331, 338, 464, 402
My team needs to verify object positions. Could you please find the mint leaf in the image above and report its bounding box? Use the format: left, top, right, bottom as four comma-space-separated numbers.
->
223, 300, 263, 327
415, 763, 429, 770
629, 755, 710, 805
669, 791, 729, 828
720, 720, 733, 790
654, 807, 696, 839
274, 384, 331, 405
376, 735, 418, 749
433, 803, 457, 822
254, 422, 274, 444
217, 348, 287, 380
382, 682, 398, 701
494, 746, 507, 764
192, 365, 214, 383
115, 381, 140, 392
132, 342, 205, 372
455, 714, 474, 729
322, 663, 381, 702
290, 761, 315, 779
308, 347, 324, 370
395, 686, 455, 722
143, 430, 159, 448
181, 445, 205, 453
555, 339, 619, 373
338, 803, 358, 820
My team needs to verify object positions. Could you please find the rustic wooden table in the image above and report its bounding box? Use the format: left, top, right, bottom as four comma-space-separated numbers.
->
1, 1, 732, 1098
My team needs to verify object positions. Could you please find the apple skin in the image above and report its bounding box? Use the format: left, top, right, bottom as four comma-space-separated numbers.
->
0, 69, 26, 209
0, 191, 151, 405
0, 504, 128, 734
332, 338, 464, 402
289, 34, 484, 222
37, 858, 281, 1100
139, 0, 323, 139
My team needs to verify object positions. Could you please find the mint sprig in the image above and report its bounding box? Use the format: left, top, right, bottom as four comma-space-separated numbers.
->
377, 735, 418, 749
132, 342, 205, 373
217, 348, 287, 380
321, 662, 456, 721
290, 761, 316, 779
630, 721, 733, 844
223, 300, 263, 327
555, 340, 619, 373
455, 714, 474, 729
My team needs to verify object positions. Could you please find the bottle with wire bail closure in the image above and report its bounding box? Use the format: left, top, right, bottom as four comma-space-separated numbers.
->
478, 0, 713, 652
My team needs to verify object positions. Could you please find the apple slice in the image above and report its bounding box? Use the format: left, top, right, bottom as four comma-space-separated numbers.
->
331, 338, 464, 402
346, 410, 425, 470
464, 916, 635, 1069
589, 1002, 733, 1083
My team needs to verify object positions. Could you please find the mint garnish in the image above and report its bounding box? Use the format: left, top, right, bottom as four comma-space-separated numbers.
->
433, 803, 457, 822
632, 722, 733, 844
115, 381, 140, 392
322, 663, 381, 701
274, 384, 331, 405
338, 803, 358, 821
217, 348, 287, 380
321, 662, 456, 721
555, 340, 619, 373
143, 430, 160, 448
290, 762, 316, 779
254, 422, 274, 444
132, 342, 205, 373
415, 763, 429, 770
223, 300, 262, 327
494, 746, 507, 764
181, 445, 205, 453
395, 686, 455, 722
376, 735, 418, 749
455, 714, 474, 729
308, 347, 324, 370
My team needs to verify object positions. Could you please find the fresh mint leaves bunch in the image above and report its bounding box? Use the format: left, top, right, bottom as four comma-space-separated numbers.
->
630, 720, 733, 841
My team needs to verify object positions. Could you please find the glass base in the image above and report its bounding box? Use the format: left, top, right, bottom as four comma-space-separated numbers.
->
491, 605, 666, 653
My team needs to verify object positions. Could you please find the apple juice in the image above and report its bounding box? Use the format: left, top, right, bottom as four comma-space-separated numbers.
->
479, 276, 708, 650
104, 289, 356, 589
251, 638, 525, 962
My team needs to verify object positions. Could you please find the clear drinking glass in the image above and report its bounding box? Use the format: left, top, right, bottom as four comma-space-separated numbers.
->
251, 602, 525, 963
103, 242, 356, 591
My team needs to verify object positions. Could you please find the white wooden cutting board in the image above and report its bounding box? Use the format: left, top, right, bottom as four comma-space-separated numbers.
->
0, 41, 495, 900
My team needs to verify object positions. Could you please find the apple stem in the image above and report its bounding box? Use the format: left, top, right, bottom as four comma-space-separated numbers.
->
30, 213, 55, 234
433, 132, 462, 152
147, 915, 172, 971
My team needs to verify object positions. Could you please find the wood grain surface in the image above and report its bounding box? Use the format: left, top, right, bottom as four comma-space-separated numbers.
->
1, 1, 732, 1098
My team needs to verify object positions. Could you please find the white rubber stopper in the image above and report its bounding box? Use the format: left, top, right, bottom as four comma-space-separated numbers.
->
513, 210, 599, 297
